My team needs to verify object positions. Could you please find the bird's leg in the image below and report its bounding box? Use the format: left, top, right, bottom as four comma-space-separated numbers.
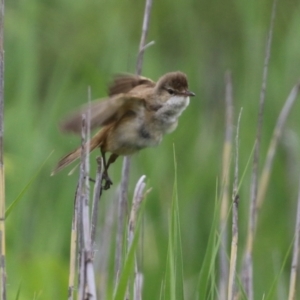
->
100, 149, 111, 189
103, 154, 119, 190
100, 149, 119, 190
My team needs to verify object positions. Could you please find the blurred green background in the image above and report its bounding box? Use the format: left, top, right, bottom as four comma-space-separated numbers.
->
3, 0, 300, 298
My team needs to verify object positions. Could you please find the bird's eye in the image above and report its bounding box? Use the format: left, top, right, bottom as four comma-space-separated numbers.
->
167, 88, 175, 95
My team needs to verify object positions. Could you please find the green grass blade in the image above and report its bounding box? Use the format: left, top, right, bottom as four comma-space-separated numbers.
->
14, 281, 22, 300
164, 212, 176, 300
5, 151, 54, 218
264, 241, 293, 300
113, 203, 144, 300
173, 146, 185, 300
237, 143, 256, 194
196, 180, 220, 300
162, 145, 185, 300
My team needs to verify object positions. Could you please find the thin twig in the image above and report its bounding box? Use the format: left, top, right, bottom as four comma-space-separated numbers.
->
228, 108, 242, 300
136, 0, 154, 75
243, 1, 277, 298
0, 0, 6, 298
288, 176, 300, 300
257, 82, 300, 208
219, 70, 234, 300
139, 40, 155, 54
116, 0, 153, 283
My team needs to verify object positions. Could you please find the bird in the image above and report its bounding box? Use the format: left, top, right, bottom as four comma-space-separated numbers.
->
51, 71, 195, 189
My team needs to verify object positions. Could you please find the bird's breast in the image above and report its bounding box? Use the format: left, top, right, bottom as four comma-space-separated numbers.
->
154, 96, 190, 133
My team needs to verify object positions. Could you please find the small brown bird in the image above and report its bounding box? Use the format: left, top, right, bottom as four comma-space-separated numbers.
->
52, 71, 195, 189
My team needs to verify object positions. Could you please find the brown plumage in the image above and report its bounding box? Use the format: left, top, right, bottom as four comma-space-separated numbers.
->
52, 71, 195, 189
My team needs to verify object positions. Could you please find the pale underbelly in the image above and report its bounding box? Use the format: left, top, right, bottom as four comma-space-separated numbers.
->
106, 122, 163, 155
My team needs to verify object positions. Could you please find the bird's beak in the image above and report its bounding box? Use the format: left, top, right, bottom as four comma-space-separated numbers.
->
184, 90, 196, 97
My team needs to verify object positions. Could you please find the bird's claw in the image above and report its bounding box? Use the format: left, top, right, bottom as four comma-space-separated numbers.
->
102, 172, 113, 190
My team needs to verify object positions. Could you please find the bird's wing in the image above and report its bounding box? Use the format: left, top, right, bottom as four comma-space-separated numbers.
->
108, 73, 155, 96
60, 94, 146, 134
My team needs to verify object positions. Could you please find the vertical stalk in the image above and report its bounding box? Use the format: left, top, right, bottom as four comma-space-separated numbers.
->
0, 0, 6, 298
116, 0, 153, 280
227, 108, 242, 300
242, 1, 277, 298
288, 177, 300, 300
219, 71, 233, 300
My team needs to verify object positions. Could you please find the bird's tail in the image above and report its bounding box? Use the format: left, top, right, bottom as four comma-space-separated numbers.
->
51, 130, 106, 176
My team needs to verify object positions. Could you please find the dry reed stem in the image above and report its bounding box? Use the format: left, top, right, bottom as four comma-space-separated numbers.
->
116, 0, 153, 281
257, 83, 300, 209
228, 108, 242, 300
134, 273, 144, 300
219, 70, 234, 300
288, 177, 300, 300
243, 1, 277, 298
127, 175, 149, 300
68, 184, 79, 300
77, 98, 97, 299
90, 156, 103, 248
0, 0, 6, 298
97, 199, 116, 299
233, 109, 242, 200
115, 158, 130, 279
128, 175, 147, 247
77, 116, 86, 300
228, 195, 239, 300
68, 91, 100, 299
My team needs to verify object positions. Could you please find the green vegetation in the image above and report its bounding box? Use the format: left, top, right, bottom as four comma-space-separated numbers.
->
3, 0, 300, 299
